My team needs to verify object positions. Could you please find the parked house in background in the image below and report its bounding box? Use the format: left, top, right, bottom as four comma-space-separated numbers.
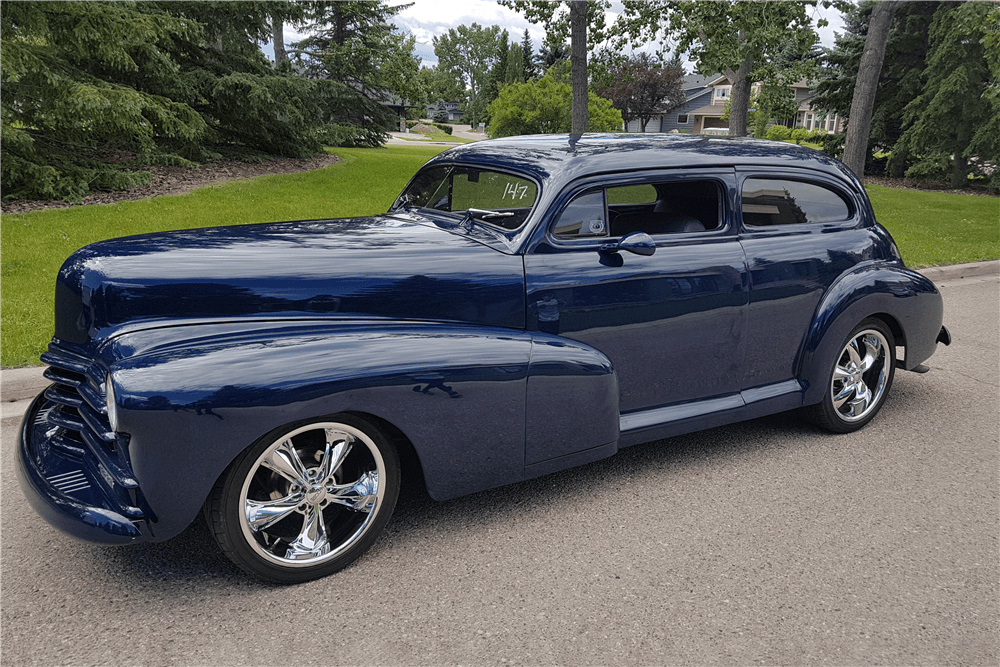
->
425, 101, 464, 122
625, 74, 843, 137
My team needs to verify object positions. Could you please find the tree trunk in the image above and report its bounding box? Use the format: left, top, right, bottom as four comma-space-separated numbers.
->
726, 55, 753, 138
272, 16, 287, 66
843, 1, 900, 179
570, 0, 588, 134
272, 15, 287, 66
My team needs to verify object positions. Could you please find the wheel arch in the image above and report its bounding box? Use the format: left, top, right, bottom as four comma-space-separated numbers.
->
799, 263, 943, 405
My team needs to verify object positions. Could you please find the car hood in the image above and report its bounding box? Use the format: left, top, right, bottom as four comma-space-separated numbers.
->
53, 214, 526, 350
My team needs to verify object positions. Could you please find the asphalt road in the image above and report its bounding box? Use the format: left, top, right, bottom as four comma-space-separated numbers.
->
2, 273, 997, 666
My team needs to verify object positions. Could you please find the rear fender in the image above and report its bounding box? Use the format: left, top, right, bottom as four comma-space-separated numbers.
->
799, 264, 944, 405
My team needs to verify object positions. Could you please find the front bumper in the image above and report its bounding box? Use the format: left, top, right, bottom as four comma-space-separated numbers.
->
17, 392, 148, 545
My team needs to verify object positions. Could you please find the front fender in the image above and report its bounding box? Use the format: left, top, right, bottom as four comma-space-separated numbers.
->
799, 263, 944, 405
101, 320, 619, 541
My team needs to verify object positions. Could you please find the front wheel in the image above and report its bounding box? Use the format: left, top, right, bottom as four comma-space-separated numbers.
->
804, 318, 895, 433
207, 414, 400, 583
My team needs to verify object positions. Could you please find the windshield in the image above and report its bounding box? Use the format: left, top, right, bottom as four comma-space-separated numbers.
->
391, 165, 538, 231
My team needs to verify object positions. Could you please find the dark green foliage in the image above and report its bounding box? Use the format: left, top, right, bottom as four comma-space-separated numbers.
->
1, 0, 392, 201
812, 1, 940, 174
520, 30, 537, 81
890, 2, 999, 187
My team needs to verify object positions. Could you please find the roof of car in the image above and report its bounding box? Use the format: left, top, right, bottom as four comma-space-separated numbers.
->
430, 133, 858, 191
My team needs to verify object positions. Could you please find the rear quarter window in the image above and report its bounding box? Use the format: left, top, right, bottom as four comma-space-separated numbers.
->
742, 178, 852, 227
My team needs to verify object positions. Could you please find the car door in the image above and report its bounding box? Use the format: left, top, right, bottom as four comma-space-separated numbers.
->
737, 168, 872, 394
523, 169, 749, 447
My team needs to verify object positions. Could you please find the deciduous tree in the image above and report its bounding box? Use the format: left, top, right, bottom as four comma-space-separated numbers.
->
598, 53, 684, 131
433, 23, 504, 127
486, 76, 622, 138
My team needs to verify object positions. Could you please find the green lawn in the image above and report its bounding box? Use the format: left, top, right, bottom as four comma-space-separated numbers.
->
1, 145, 448, 367
866, 185, 1000, 267
1, 146, 997, 367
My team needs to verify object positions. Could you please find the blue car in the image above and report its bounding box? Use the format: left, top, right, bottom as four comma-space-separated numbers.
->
18, 135, 951, 583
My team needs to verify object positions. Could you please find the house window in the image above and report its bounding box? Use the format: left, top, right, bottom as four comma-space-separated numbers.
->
714, 87, 730, 103
805, 113, 814, 130
827, 115, 837, 131
678, 114, 689, 124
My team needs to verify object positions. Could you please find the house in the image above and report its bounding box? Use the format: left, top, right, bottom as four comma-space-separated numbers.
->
629, 74, 844, 136
624, 73, 718, 134
689, 76, 844, 136
425, 101, 464, 122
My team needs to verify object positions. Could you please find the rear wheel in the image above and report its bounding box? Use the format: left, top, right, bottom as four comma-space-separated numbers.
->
207, 414, 399, 583
804, 318, 895, 433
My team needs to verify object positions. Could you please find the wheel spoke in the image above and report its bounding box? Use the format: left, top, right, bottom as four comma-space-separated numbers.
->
847, 381, 871, 417
260, 439, 309, 486
284, 505, 330, 560
833, 381, 855, 409
833, 365, 854, 382
859, 335, 882, 372
327, 471, 379, 512
320, 429, 353, 482
847, 338, 863, 367
245, 494, 302, 532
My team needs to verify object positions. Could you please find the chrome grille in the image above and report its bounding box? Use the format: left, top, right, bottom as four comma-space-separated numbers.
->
39, 344, 144, 519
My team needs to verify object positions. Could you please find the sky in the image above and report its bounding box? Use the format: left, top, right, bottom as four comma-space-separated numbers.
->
265, 0, 847, 72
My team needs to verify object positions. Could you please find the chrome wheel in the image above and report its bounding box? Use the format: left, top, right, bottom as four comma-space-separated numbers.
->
209, 415, 399, 583
804, 318, 895, 433
831, 328, 890, 423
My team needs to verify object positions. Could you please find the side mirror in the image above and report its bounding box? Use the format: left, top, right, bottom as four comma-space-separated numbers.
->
599, 232, 656, 257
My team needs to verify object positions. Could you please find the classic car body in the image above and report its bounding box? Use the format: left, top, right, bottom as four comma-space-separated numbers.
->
19, 134, 949, 582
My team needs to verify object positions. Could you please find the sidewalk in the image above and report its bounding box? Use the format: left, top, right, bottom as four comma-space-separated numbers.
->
2, 260, 997, 417
387, 122, 485, 146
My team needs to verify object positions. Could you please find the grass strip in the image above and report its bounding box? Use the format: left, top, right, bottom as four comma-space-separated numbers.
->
866, 185, 999, 267
1, 145, 447, 367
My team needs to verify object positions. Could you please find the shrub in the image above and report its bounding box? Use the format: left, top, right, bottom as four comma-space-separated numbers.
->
791, 128, 810, 145
433, 110, 449, 123
817, 133, 846, 159
433, 123, 453, 135
766, 125, 792, 142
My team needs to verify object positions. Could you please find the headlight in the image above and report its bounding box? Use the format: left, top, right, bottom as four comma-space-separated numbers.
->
105, 374, 119, 432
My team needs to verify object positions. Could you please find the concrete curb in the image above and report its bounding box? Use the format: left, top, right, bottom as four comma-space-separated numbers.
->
2, 260, 997, 401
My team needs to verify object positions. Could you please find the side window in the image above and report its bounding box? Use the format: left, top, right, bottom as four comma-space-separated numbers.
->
742, 178, 851, 227
609, 179, 722, 237
553, 190, 608, 238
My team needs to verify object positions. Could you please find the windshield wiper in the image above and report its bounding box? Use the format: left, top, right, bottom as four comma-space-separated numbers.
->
465, 208, 514, 220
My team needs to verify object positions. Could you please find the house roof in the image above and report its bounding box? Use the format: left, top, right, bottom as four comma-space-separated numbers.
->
689, 102, 726, 117
682, 73, 722, 90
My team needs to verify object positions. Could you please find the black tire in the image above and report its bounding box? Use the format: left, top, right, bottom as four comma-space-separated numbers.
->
206, 414, 400, 584
803, 317, 896, 433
